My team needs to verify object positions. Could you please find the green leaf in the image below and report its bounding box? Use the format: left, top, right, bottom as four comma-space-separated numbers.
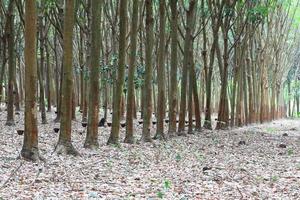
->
157, 191, 164, 199
164, 180, 171, 190
175, 153, 182, 162
288, 148, 294, 156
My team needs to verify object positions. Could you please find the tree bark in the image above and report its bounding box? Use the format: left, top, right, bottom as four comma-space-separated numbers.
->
168, 0, 178, 136
56, 0, 78, 155
38, 15, 47, 124
154, 0, 166, 140
6, 1, 15, 126
84, 0, 102, 149
107, 0, 127, 145
125, 0, 139, 144
21, 0, 40, 161
141, 0, 154, 142
178, 0, 196, 134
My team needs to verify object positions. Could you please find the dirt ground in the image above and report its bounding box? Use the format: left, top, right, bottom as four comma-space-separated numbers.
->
0, 111, 300, 199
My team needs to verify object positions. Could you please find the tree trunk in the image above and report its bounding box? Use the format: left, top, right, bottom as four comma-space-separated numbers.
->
107, 0, 127, 145
216, 24, 230, 130
287, 80, 291, 117
38, 15, 47, 124
14, 78, 20, 111
84, 0, 102, 149
0, 36, 6, 104
6, 1, 15, 126
154, 0, 166, 140
21, 0, 40, 161
191, 55, 201, 131
168, 0, 178, 136
56, 0, 78, 156
46, 42, 51, 112
178, 0, 196, 134
141, 0, 154, 142
246, 57, 254, 123
203, 1, 217, 130
125, 0, 139, 144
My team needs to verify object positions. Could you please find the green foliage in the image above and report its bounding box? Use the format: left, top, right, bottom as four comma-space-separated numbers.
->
164, 180, 171, 189
132, 63, 145, 89
288, 148, 294, 156
43, 0, 56, 8
212, 137, 219, 144
100, 54, 118, 85
157, 180, 171, 199
157, 191, 164, 199
175, 153, 182, 162
74, 65, 89, 80
111, 143, 121, 149
271, 175, 279, 182
287, 0, 300, 27
224, 5, 235, 18
247, 4, 269, 23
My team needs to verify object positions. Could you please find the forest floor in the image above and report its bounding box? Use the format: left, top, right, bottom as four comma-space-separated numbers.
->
0, 110, 300, 200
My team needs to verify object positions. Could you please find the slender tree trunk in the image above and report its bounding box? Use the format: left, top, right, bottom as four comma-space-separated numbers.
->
246, 56, 254, 123
84, 0, 102, 149
287, 80, 291, 117
6, 2, 15, 126
54, 33, 61, 119
154, 0, 166, 140
125, 0, 139, 144
139, 11, 144, 119
191, 55, 201, 131
0, 36, 6, 104
216, 28, 230, 130
168, 0, 178, 136
79, 30, 84, 112
14, 78, 20, 111
178, 0, 195, 134
56, 0, 78, 155
231, 53, 238, 127
141, 0, 154, 142
260, 60, 268, 123
14, 47, 21, 111
203, 1, 217, 130
107, 0, 127, 145
82, 0, 91, 123
72, 89, 76, 120
21, 0, 40, 161
38, 15, 47, 124
243, 58, 249, 125
46, 43, 51, 112
53, 1, 64, 122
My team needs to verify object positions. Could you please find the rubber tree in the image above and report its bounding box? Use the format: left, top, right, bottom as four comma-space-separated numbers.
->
168, 0, 178, 136
55, 0, 78, 155
38, 6, 47, 124
178, 0, 196, 134
125, 0, 139, 144
107, 0, 127, 145
141, 0, 154, 142
84, 0, 102, 149
154, 0, 166, 140
6, 0, 15, 126
21, 0, 40, 161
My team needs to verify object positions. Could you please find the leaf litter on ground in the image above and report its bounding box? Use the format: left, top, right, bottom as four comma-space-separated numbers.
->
0, 111, 300, 199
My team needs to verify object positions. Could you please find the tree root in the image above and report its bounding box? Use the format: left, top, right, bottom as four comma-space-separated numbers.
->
54, 142, 79, 156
